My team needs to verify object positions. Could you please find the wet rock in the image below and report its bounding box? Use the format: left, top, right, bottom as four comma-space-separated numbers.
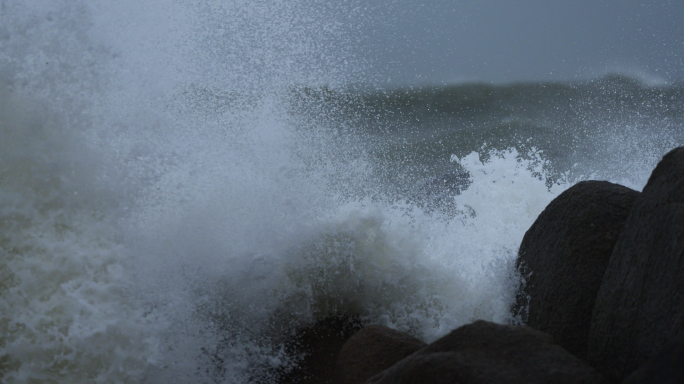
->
588, 147, 684, 382
622, 331, 684, 384
279, 315, 362, 384
366, 320, 606, 384
335, 325, 426, 384
515, 180, 639, 359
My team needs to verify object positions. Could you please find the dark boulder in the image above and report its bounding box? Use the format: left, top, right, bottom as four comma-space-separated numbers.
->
514, 180, 640, 359
588, 147, 684, 382
622, 331, 684, 384
334, 325, 426, 384
366, 320, 606, 384
279, 316, 362, 384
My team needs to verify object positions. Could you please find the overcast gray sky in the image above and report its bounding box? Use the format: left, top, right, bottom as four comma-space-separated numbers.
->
343, 0, 684, 85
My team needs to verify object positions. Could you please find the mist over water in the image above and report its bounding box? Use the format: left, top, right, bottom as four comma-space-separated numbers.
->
1, 1, 682, 383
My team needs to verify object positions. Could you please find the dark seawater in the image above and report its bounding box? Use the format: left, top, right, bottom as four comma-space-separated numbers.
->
288, 76, 684, 196
1, 1, 682, 383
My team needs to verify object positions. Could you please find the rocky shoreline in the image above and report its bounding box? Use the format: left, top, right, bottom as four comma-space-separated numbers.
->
279, 146, 684, 384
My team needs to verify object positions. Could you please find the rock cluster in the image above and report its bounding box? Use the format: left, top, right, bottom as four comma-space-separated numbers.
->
514, 180, 640, 360
279, 147, 684, 384
365, 321, 606, 384
516, 147, 684, 383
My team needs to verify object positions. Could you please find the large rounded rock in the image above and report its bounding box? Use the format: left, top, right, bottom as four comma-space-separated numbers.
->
335, 325, 426, 384
280, 316, 362, 384
622, 331, 684, 384
515, 180, 639, 359
588, 147, 684, 382
366, 320, 606, 384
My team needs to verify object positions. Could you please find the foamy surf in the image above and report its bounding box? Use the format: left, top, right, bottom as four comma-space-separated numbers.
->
0, 96, 565, 382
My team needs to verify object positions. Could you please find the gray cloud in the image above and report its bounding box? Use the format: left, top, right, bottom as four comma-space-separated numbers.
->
343, 0, 684, 85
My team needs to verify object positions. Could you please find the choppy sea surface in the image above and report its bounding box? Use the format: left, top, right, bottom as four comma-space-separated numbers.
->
1, 1, 683, 383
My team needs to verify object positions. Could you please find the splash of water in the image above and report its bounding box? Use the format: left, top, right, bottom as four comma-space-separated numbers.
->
0, 1, 668, 383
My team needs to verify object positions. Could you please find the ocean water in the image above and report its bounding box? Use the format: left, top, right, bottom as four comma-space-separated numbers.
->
1, 1, 683, 383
